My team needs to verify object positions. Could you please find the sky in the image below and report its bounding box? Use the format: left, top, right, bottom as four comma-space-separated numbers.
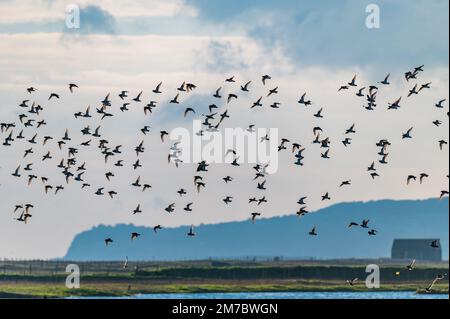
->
0, 0, 448, 259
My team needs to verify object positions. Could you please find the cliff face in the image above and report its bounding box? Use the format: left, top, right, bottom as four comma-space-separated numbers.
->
63, 198, 449, 261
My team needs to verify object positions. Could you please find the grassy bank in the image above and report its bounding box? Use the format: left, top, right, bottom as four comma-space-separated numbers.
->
0, 260, 448, 298
1, 278, 448, 298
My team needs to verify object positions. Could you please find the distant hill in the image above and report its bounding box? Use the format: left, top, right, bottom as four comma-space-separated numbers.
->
63, 198, 449, 261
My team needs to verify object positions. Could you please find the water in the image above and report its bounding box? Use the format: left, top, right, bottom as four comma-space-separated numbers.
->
72, 291, 449, 299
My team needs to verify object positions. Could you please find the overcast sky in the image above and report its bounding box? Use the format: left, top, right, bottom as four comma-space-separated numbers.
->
0, 0, 448, 259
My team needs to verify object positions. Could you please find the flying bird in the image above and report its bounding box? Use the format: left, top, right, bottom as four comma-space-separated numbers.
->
69, 83, 79, 93
406, 260, 416, 271
380, 74, 390, 85
187, 225, 196, 237
346, 278, 358, 286
402, 127, 413, 139
262, 75, 271, 85
309, 227, 318, 236
425, 274, 447, 293
184, 108, 196, 117
153, 82, 162, 94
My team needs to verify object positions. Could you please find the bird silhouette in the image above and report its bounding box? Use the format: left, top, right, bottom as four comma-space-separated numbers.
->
187, 225, 196, 237
69, 83, 79, 93
346, 278, 358, 286
406, 260, 416, 271
309, 226, 318, 236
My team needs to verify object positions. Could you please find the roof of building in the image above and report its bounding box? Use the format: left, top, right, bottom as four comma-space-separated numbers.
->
392, 239, 440, 249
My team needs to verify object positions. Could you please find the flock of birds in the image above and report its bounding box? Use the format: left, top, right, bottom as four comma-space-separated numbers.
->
0, 65, 449, 292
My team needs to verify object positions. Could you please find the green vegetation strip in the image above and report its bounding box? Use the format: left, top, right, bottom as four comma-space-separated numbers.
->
1, 263, 448, 298
1, 281, 448, 298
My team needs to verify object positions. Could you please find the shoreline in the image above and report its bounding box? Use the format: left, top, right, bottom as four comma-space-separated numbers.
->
1, 261, 448, 298
1, 281, 448, 298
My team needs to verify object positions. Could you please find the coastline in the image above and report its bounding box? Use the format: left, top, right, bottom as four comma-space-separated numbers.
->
1, 279, 448, 299
1, 260, 448, 298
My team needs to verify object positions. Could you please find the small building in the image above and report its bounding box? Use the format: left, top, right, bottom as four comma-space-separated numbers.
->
391, 239, 442, 261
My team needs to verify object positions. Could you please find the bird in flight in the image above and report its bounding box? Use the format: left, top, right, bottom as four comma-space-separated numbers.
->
153, 82, 163, 94
402, 127, 413, 139
251, 212, 261, 224
241, 81, 251, 92
380, 74, 390, 85
262, 75, 271, 86
153, 225, 163, 233
131, 232, 141, 241
435, 99, 446, 108
48, 93, 60, 100
69, 83, 79, 93
105, 238, 113, 246
165, 203, 176, 214
184, 108, 196, 118
425, 274, 447, 293
187, 225, 196, 237
407, 175, 417, 185
361, 219, 370, 229
406, 260, 416, 271
348, 75, 357, 87
321, 193, 331, 201
431, 240, 440, 248
348, 222, 359, 229
346, 278, 358, 286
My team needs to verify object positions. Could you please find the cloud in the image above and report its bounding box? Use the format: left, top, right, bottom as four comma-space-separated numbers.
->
0, 0, 196, 24
90, 0, 197, 18
1, 0, 448, 71
64, 5, 117, 35
185, 0, 309, 21
187, 0, 449, 69
200, 40, 249, 73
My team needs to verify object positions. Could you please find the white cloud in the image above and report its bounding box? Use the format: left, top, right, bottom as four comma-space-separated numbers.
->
92, 0, 197, 18
0, 0, 196, 24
